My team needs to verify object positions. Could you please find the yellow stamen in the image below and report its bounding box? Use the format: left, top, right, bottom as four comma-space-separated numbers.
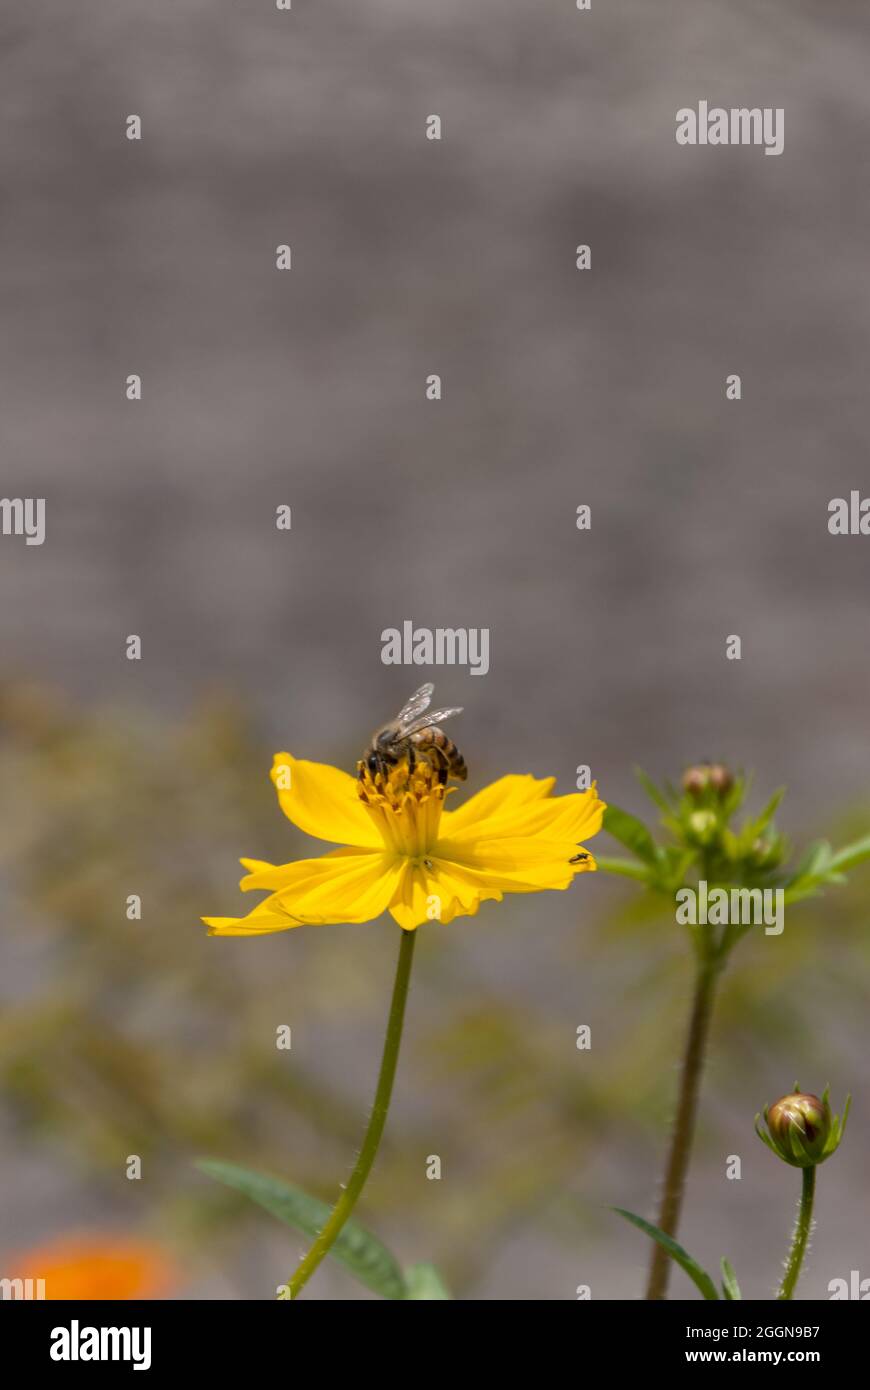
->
356, 758, 452, 858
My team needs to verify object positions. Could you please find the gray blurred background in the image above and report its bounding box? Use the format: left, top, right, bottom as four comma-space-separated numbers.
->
0, 0, 868, 1299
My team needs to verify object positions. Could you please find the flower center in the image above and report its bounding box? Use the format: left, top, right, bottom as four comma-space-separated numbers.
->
357, 758, 450, 858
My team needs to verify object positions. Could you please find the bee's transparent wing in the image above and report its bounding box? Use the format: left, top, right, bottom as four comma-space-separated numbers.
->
396, 683, 434, 729
403, 706, 463, 735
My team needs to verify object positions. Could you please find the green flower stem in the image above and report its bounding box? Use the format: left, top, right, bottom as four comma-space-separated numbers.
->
284, 927, 417, 1300
646, 957, 719, 1300
777, 1166, 816, 1300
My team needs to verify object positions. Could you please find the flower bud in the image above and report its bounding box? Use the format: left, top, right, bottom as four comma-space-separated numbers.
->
682, 765, 709, 797
750, 834, 783, 870
768, 1094, 829, 1164
756, 1088, 850, 1168
687, 809, 718, 845
682, 763, 734, 798
707, 763, 733, 795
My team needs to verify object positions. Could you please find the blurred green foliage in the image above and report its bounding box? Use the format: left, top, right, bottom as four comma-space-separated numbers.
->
602, 765, 870, 910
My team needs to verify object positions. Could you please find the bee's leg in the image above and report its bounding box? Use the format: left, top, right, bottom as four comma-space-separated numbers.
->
406, 741, 416, 776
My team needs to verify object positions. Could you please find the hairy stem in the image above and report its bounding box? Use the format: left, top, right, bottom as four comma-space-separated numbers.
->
283, 927, 417, 1300
646, 959, 718, 1300
777, 1166, 816, 1300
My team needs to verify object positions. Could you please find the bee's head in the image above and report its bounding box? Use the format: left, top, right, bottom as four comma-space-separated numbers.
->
374, 730, 401, 762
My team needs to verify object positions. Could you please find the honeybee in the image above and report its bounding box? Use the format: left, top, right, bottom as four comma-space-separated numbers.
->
361, 683, 467, 785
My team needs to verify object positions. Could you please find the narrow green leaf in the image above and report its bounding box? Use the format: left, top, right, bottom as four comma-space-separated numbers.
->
791, 839, 832, 881
753, 788, 785, 834
634, 767, 673, 814
720, 1257, 742, 1301
663, 847, 697, 885
827, 834, 870, 876
595, 855, 653, 883
613, 1208, 719, 1300
782, 879, 826, 906
403, 1263, 452, 1300
196, 1158, 408, 1300
603, 805, 660, 865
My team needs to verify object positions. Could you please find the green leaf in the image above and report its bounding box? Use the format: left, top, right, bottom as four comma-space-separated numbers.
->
662, 847, 697, 885
720, 1257, 742, 1301
196, 1158, 408, 1300
827, 834, 870, 876
753, 788, 785, 835
595, 855, 653, 883
603, 805, 660, 866
782, 842, 832, 903
792, 839, 832, 881
634, 767, 673, 814
782, 878, 826, 906
403, 1263, 452, 1300
613, 1208, 719, 1300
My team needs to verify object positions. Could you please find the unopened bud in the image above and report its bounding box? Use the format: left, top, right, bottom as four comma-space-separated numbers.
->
687, 809, 717, 845
707, 763, 733, 795
768, 1094, 829, 1164
682, 763, 734, 798
683, 765, 709, 797
751, 834, 783, 870
756, 1088, 850, 1168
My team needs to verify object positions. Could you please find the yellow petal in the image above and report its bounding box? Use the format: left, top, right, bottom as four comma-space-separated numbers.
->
388, 858, 503, 930
239, 847, 376, 892
388, 862, 439, 930
437, 834, 598, 890
202, 906, 306, 936
240, 858, 274, 873
270, 753, 382, 849
207, 851, 404, 931
440, 774, 556, 839
270, 851, 404, 924
445, 782, 604, 848
525, 786, 605, 842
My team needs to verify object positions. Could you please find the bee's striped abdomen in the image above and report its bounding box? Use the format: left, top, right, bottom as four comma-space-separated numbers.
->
412, 727, 467, 781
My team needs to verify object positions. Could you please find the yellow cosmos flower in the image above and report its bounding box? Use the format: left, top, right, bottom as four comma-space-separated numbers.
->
201, 731, 605, 1299
204, 755, 604, 934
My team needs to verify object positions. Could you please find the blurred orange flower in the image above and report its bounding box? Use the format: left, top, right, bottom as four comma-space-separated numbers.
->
5, 1234, 175, 1300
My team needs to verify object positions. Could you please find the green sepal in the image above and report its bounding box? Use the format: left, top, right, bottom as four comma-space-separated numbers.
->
754, 1112, 780, 1158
